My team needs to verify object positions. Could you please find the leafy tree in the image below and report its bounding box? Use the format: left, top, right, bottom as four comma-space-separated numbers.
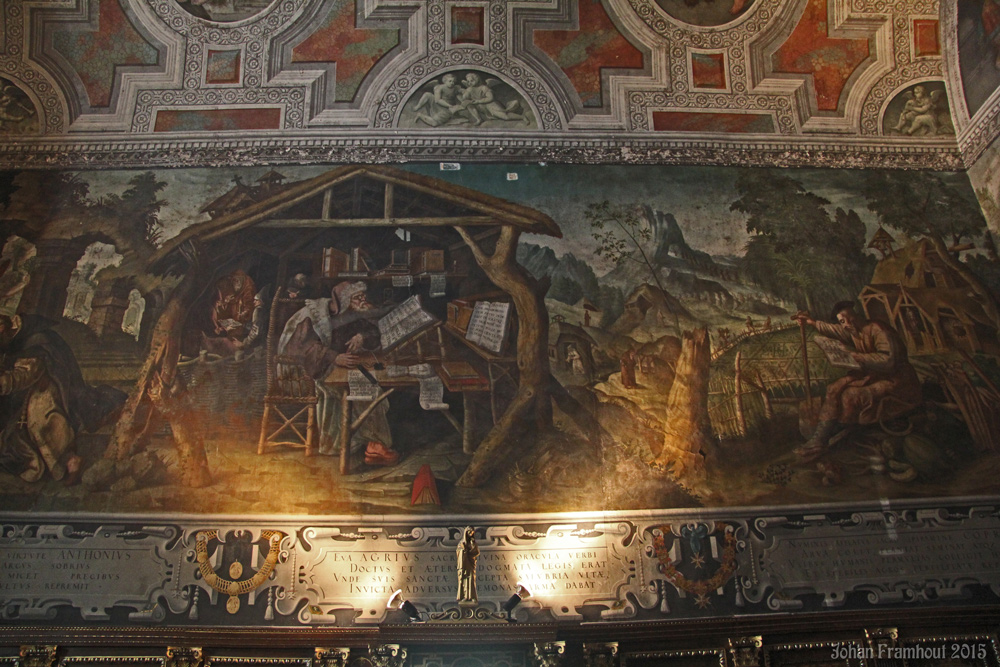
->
586, 201, 666, 295
731, 170, 874, 317
96, 171, 167, 247
862, 171, 986, 246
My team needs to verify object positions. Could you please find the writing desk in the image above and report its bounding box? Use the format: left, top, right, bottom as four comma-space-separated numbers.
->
325, 364, 487, 474
442, 324, 517, 423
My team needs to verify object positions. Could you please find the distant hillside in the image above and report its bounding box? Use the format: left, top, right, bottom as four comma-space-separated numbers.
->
645, 206, 739, 281
516, 243, 598, 305
516, 242, 623, 325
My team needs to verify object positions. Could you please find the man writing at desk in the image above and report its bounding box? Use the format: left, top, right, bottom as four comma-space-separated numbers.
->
278, 281, 399, 467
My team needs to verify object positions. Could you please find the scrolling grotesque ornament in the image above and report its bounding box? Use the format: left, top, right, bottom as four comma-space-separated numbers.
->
456, 526, 479, 603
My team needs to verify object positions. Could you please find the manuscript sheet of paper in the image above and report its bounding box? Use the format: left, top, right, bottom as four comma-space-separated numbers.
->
347, 370, 379, 401
429, 273, 447, 297
464, 301, 511, 354
813, 336, 862, 369
418, 376, 448, 410
386, 363, 434, 378
378, 295, 437, 350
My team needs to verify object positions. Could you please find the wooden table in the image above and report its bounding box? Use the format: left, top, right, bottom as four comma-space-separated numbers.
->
442, 324, 517, 423
325, 364, 487, 474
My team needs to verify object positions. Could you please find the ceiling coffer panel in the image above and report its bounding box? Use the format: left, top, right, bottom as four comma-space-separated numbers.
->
0, 0, 996, 167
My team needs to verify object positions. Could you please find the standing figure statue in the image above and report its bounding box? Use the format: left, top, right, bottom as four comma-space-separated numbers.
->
456, 527, 480, 603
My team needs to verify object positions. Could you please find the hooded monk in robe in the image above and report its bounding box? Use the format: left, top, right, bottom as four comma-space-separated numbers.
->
0, 314, 126, 483
277, 282, 400, 467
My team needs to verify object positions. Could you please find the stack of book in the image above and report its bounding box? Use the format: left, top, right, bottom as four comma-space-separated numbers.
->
439, 361, 487, 388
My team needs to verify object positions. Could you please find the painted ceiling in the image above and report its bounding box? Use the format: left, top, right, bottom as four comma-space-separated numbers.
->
0, 0, 997, 169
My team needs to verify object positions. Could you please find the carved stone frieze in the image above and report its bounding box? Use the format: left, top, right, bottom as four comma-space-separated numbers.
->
743, 508, 1000, 610
0, 133, 964, 170
1, 505, 998, 627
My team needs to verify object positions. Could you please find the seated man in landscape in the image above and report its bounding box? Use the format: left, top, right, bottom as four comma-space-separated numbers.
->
0, 314, 125, 484
277, 281, 399, 466
792, 301, 922, 461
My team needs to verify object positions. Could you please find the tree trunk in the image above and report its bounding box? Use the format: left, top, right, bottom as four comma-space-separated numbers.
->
454, 225, 552, 487
106, 269, 213, 487
651, 328, 712, 478
149, 377, 213, 487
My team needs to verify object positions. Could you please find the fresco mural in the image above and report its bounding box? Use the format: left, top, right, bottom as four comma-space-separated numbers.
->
0, 164, 998, 518
958, 0, 1000, 118
969, 136, 1000, 234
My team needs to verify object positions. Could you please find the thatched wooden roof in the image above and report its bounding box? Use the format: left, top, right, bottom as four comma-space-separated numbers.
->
151, 165, 560, 272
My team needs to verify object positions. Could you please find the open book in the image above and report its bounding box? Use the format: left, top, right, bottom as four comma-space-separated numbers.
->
812, 336, 861, 370
465, 301, 511, 354
378, 295, 438, 351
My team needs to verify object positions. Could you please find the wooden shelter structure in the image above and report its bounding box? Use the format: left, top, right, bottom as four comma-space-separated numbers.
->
859, 238, 999, 356
116, 166, 562, 488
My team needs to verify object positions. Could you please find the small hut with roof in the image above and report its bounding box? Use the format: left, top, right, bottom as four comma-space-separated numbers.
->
111, 165, 562, 489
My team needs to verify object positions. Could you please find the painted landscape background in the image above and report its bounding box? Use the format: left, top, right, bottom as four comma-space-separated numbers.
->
1, 163, 998, 516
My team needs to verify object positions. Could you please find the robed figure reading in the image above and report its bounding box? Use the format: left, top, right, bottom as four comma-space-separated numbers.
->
456, 527, 479, 603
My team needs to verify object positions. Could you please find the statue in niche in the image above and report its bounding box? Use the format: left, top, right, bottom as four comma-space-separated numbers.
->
456, 526, 479, 603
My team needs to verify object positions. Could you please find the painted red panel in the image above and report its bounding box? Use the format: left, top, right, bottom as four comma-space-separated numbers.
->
652, 111, 775, 133
153, 108, 282, 132
533, 0, 644, 107
292, 0, 399, 102
452, 7, 485, 46
913, 20, 940, 57
771, 0, 870, 112
50, 0, 159, 108
691, 53, 726, 89
206, 50, 241, 85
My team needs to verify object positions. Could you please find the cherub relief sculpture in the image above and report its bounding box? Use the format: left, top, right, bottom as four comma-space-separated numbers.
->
890, 85, 954, 137
403, 71, 534, 129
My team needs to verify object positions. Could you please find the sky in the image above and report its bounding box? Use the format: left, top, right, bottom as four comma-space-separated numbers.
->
76, 163, 982, 275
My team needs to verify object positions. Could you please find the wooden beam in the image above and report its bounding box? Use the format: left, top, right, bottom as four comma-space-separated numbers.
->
448, 227, 501, 252
322, 188, 332, 220
256, 216, 497, 228
384, 182, 394, 220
